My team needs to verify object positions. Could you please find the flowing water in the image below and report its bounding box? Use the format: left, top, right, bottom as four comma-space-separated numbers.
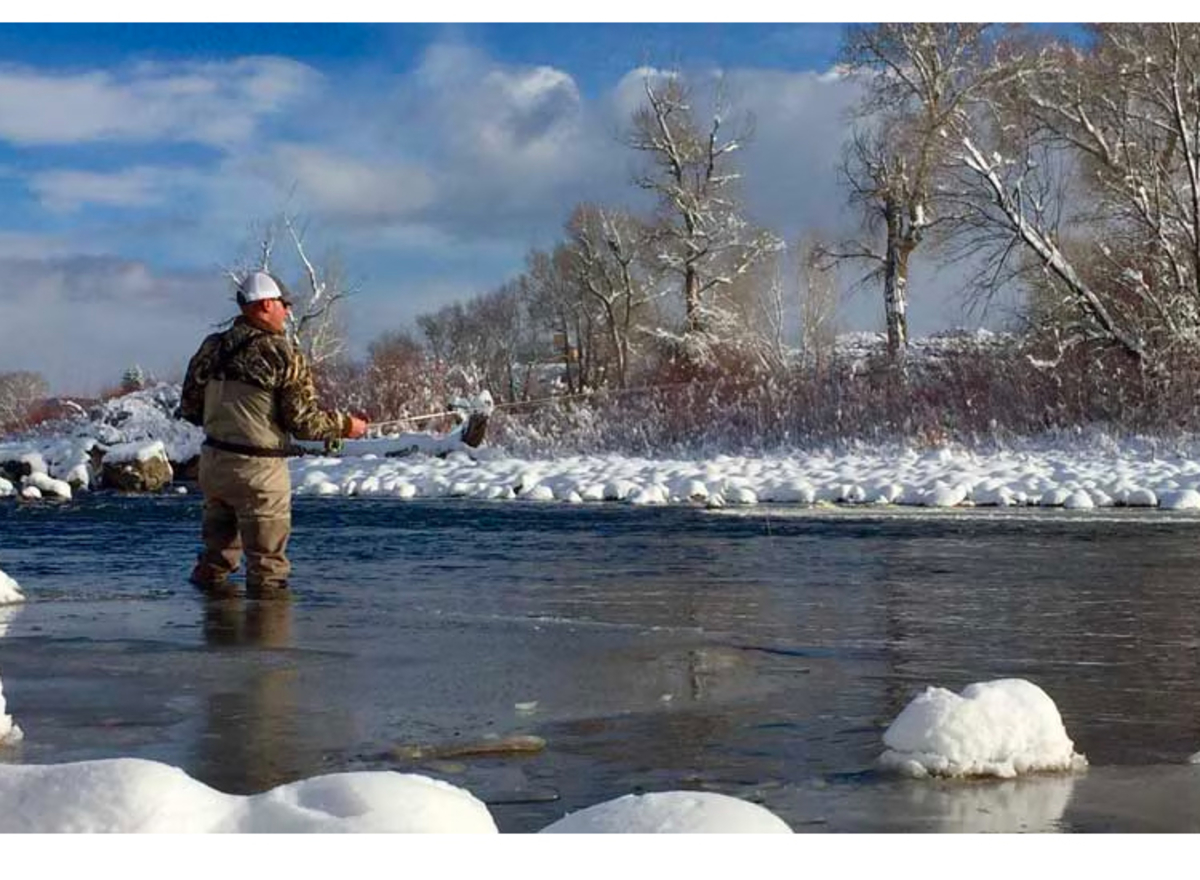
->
2, 492, 1200, 832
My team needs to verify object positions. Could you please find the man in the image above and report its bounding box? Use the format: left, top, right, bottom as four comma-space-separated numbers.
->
179, 270, 367, 599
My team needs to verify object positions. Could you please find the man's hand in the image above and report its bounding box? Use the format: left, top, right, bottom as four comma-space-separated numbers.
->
345, 414, 369, 439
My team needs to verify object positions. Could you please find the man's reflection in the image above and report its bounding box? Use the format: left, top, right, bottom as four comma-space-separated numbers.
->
203, 597, 293, 648
195, 598, 301, 794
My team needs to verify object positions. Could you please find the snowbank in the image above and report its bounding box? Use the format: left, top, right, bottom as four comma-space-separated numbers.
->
0, 384, 202, 491
11, 384, 1200, 513
0, 751, 800, 832
0, 759, 497, 832
879, 678, 1088, 778
284, 441, 1200, 513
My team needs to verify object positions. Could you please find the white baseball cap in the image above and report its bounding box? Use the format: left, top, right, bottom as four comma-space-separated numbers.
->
236, 271, 293, 306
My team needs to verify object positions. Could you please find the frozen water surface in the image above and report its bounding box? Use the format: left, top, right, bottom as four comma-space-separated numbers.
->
2, 494, 1200, 831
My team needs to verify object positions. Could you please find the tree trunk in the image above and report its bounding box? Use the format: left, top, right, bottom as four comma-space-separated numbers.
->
883, 199, 910, 359
685, 264, 702, 335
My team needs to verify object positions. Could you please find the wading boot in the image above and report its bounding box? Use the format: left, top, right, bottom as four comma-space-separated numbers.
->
190, 563, 238, 600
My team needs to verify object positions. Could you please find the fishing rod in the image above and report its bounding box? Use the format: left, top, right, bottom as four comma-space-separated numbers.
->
369, 409, 466, 430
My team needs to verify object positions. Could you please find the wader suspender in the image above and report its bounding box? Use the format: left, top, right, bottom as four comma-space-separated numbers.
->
203, 330, 300, 458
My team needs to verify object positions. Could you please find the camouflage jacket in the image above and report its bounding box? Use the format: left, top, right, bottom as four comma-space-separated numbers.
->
179, 317, 348, 443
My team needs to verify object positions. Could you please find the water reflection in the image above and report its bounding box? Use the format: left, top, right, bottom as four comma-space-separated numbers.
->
194, 599, 301, 795
892, 774, 1077, 832
202, 599, 293, 648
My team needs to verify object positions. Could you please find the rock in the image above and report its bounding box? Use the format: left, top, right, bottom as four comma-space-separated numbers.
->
0, 452, 43, 483
0, 460, 30, 483
390, 734, 547, 761
100, 443, 174, 492
459, 412, 489, 448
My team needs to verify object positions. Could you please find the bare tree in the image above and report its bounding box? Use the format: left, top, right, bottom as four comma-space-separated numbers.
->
797, 237, 842, 372
1015, 24, 1200, 363
930, 24, 1200, 367
523, 245, 597, 395
563, 204, 662, 388
745, 256, 791, 372
227, 211, 354, 369
832, 23, 1012, 360
625, 73, 781, 365
0, 370, 49, 432
363, 329, 446, 425
416, 283, 536, 403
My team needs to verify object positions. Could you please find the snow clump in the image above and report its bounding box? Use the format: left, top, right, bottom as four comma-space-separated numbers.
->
879, 678, 1088, 778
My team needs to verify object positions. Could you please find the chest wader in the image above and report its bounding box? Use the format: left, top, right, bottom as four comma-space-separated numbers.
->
191, 331, 294, 599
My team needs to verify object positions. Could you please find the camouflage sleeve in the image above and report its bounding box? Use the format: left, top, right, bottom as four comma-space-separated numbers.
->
178, 333, 222, 426
274, 343, 349, 442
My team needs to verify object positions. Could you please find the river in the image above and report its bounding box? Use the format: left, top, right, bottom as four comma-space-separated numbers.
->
2, 493, 1199, 832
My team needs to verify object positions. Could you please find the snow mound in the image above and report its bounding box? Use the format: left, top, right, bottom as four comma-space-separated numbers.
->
0, 675, 22, 746
0, 567, 23, 604
102, 439, 168, 465
225, 771, 498, 833
89, 385, 203, 463
879, 678, 1088, 778
0, 758, 497, 833
539, 791, 793, 833
22, 471, 71, 500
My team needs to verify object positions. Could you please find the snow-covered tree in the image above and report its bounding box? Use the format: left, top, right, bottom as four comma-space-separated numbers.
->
832, 24, 1013, 360
929, 24, 1200, 368
625, 73, 781, 366
1017, 24, 1200, 364
120, 364, 145, 393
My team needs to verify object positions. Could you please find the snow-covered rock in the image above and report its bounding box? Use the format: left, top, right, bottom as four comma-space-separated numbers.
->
22, 472, 71, 500
99, 441, 173, 492
1159, 489, 1200, 510
1063, 489, 1094, 510
0, 675, 22, 746
0, 567, 23, 605
879, 678, 1088, 779
1123, 488, 1158, 507
539, 791, 792, 833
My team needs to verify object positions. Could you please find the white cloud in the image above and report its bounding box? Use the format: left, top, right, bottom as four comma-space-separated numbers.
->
0, 231, 107, 260
0, 256, 230, 394
268, 145, 438, 224
0, 57, 319, 147
722, 66, 863, 236
29, 166, 192, 213
409, 43, 586, 176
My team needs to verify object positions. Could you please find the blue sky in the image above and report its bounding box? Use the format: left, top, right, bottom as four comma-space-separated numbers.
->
0, 20, 1058, 393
